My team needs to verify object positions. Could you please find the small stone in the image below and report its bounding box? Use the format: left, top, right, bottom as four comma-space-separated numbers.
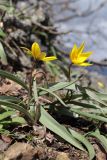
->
56, 152, 70, 160
4, 142, 34, 160
16, 2, 29, 10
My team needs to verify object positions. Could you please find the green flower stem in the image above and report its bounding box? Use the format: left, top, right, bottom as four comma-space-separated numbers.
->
66, 63, 73, 98
28, 62, 36, 101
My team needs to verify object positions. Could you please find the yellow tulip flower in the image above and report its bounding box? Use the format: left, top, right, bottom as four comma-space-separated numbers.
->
21, 42, 57, 62
70, 42, 92, 66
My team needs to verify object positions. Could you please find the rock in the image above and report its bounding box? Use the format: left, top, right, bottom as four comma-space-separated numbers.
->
3, 142, 35, 160
56, 152, 70, 160
16, 1, 29, 10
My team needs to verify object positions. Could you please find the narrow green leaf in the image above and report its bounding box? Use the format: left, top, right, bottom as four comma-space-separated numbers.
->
39, 106, 85, 151
96, 93, 107, 101
39, 81, 76, 96
0, 28, 6, 37
0, 120, 15, 124
69, 128, 95, 160
70, 101, 105, 115
89, 129, 107, 152
0, 95, 27, 110
48, 81, 76, 91
32, 80, 40, 122
0, 69, 28, 91
71, 101, 101, 109
70, 108, 107, 122
0, 111, 15, 121
86, 89, 107, 107
0, 124, 3, 129
12, 117, 26, 124
0, 100, 34, 125
0, 42, 7, 64
0, 95, 21, 103
85, 108, 107, 114
39, 87, 67, 106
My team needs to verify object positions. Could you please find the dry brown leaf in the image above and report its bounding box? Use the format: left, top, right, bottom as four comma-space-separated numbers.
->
0, 79, 22, 95
46, 132, 54, 143
1, 135, 12, 143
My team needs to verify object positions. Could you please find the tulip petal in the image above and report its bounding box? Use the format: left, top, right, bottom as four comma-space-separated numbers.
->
81, 52, 93, 57
31, 42, 41, 59
78, 42, 85, 55
38, 52, 46, 60
76, 57, 89, 63
78, 62, 92, 66
42, 56, 57, 61
70, 44, 78, 61
77, 52, 92, 63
